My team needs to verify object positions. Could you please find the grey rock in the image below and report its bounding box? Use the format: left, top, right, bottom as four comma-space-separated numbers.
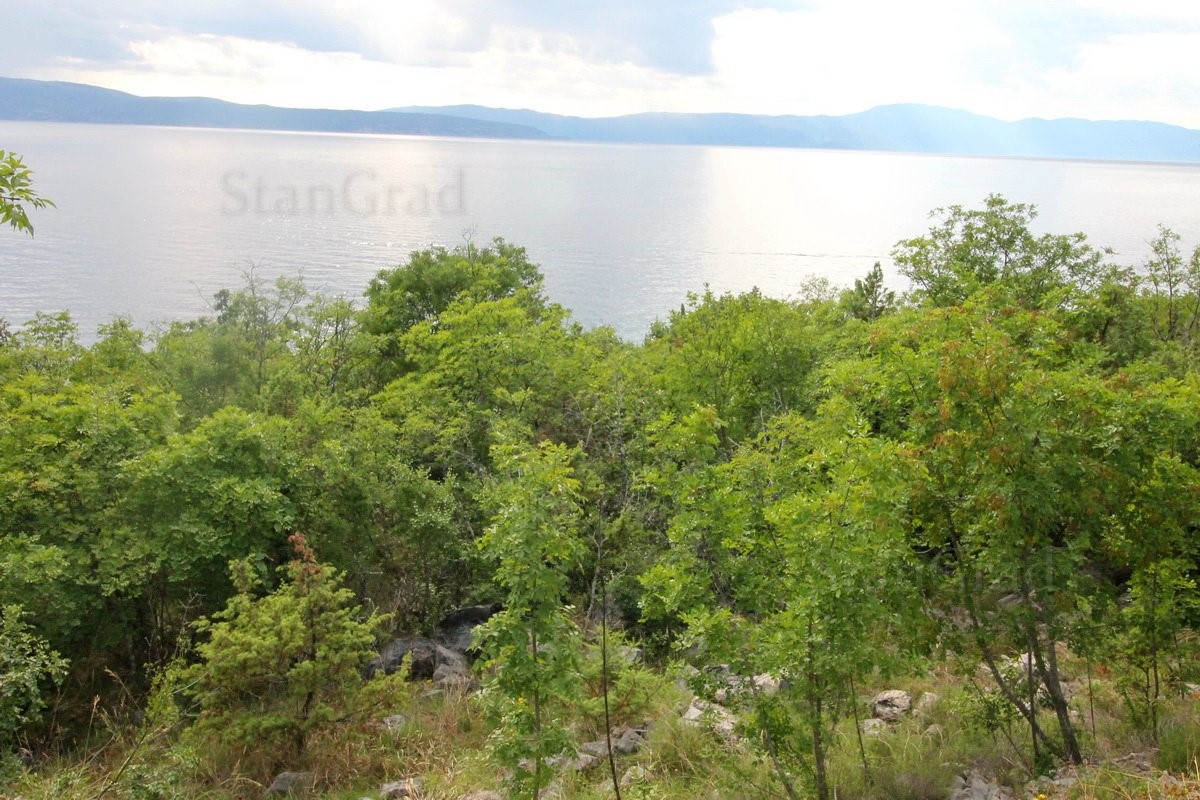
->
870, 689, 912, 722
265, 771, 313, 797
381, 714, 407, 731
620, 765, 649, 787
752, 673, 780, 695
914, 691, 940, 717
458, 793, 503, 800
859, 718, 888, 737
681, 698, 738, 739
580, 740, 610, 758
614, 727, 647, 755
435, 603, 502, 654
616, 645, 645, 665
369, 637, 467, 680
381, 777, 423, 798
948, 770, 1013, 800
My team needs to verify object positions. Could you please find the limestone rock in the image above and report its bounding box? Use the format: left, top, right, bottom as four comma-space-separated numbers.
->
265, 772, 313, 797
914, 691, 940, 717
614, 726, 647, 754
435, 603, 502, 654
381, 777, 423, 798
369, 637, 467, 680
948, 770, 1013, 800
620, 765, 649, 787
859, 718, 888, 737
752, 673, 781, 695
681, 698, 738, 739
870, 689, 912, 722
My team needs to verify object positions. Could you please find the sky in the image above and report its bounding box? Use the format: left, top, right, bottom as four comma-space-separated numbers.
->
3, 1, 1200, 128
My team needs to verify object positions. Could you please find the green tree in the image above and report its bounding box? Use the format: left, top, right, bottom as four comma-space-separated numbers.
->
895, 194, 1105, 309
1141, 225, 1200, 346
180, 533, 383, 764
0, 604, 67, 757
361, 238, 545, 387
642, 401, 922, 800
477, 437, 586, 800
842, 261, 896, 321
0, 150, 54, 236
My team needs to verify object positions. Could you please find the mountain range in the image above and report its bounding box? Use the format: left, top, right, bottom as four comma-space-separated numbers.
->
3, 76, 1199, 163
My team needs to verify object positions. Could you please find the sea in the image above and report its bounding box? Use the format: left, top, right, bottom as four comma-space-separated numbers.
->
1, 121, 1198, 342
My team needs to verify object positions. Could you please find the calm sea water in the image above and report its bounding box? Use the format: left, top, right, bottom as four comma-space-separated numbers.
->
1, 121, 1198, 341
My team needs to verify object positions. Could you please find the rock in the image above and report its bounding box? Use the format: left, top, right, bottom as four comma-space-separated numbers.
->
381, 777, 423, 798
947, 770, 1013, 800
369, 637, 467, 680
432, 657, 475, 692
620, 765, 649, 787
681, 698, 738, 739
914, 691, 940, 717
381, 714, 407, 731
859, 718, 888, 737
580, 726, 646, 758
549, 751, 599, 772
616, 645, 645, 665
870, 689, 912, 722
435, 603, 502, 654
923, 724, 944, 738
265, 771, 313, 797
752, 674, 780, 695
458, 792, 503, 800
581, 740, 610, 758
613, 726, 647, 755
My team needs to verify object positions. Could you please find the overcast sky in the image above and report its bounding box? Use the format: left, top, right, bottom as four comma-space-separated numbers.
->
4, 1, 1199, 128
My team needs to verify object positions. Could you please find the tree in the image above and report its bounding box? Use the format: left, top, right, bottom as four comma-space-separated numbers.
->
842, 261, 896, 321
0, 150, 54, 236
895, 194, 1105, 309
477, 437, 586, 800
1141, 225, 1200, 346
179, 534, 383, 764
642, 402, 922, 800
360, 238, 545, 387
0, 604, 67, 758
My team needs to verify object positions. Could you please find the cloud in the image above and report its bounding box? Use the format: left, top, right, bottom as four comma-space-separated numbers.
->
3, 0, 1199, 127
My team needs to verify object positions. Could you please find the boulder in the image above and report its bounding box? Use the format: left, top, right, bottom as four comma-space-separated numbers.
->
264, 771, 313, 797
859, 718, 888, 737
435, 603, 502, 654
914, 691, 940, 717
948, 770, 1013, 800
381, 714, 407, 731
681, 698, 738, 739
613, 726, 647, 755
381, 777, 423, 798
870, 689, 912, 722
369, 637, 467, 680
620, 765, 649, 787
548, 751, 599, 772
752, 673, 781, 695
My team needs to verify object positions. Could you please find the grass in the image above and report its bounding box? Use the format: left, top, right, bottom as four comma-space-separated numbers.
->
10, 648, 1200, 800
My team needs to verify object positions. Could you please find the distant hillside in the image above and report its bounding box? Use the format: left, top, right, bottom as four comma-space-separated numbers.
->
3, 76, 1198, 161
393, 103, 1200, 162
0, 77, 549, 140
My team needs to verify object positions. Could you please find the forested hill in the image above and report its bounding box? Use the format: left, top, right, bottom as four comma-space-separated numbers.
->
389, 102, 1200, 162
4, 198, 1200, 799
4, 75, 1200, 161
0, 76, 549, 139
